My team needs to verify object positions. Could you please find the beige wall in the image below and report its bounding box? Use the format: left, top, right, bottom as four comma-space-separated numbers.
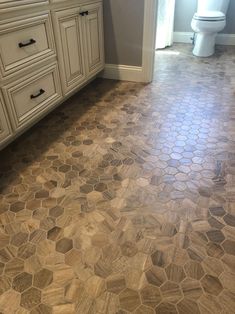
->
174, 0, 235, 34
103, 0, 144, 66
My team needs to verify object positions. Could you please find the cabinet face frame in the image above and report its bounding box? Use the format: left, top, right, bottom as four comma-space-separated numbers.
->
53, 7, 87, 96
81, 2, 104, 78
2, 62, 62, 132
0, 12, 56, 80
0, 92, 12, 146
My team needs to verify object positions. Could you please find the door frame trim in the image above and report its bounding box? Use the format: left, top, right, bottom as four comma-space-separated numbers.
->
141, 0, 157, 83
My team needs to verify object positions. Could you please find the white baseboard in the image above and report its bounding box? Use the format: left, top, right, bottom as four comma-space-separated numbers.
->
216, 33, 235, 45
101, 64, 143, 82
173, 31, 235, 46
174, 32, 193, 44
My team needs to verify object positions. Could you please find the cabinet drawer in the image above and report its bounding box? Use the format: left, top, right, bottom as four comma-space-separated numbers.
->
2, 63, 62, 132
0, 0, 48, 12
0, 13, 55, 78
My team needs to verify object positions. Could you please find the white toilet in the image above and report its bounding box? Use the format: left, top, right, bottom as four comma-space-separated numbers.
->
191, 0, 230, 57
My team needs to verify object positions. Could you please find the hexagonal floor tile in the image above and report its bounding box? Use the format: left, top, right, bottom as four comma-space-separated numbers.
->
12, 272, 32, 292
140, 285, 162, 308
119, 288, 141, 312
165, 263, 186, 283
55, 238, 73, 253
20, 287, 42, 310
33, 268, 53, 289
145, 266, 166, 287
201, 274, 223, 296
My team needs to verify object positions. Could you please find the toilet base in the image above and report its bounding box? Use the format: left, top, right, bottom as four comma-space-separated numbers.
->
193, 33, 217, 57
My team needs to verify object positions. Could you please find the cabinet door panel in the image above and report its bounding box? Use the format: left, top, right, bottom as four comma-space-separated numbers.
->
54, 9, 86, 95
0, 93, 12, 147
82, 2, 104, 77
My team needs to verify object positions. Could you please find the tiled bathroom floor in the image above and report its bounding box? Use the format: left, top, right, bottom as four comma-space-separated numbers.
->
0, 44, 235, 313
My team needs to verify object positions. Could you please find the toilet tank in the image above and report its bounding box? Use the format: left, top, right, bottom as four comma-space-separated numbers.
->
197, 0, 230, 14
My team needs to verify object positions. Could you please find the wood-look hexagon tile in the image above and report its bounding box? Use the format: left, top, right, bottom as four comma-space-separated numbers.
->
209, 207, 226, 217
206, 230, 225, 243
64, 248, 81, 266
135, 304, 155, 314
155, 302, 178, 314
47, 226, 63, 241
222, 239, 235, 255
10, 232, 28, 247
120, 241, 138, 257
4, 258, 24, 277
0, 246, 16, 263
221, 254, 235, 273
219, 271, 235, 293
165, 263, 186, 283
12, 272, 32, 292
65, 279, 84, 303
223, 213, 235, 227
85, 275, 105, 298
198, 293, 222, 314
10, 201, 25, 213
181, 278, 203, 300
201, 257, 223, 277
140, 285, 162, 308
33, 268, 53, 289
0, 276, 11, 295
49, 206, 64, 218
91, 232, 109, 248
218, 289, 235, 313
145, 266, 166, 287
18, 243, 36, 259
184, 260, 205, 280
20, 287, 41, 310
160, 281, 183, 304
106, 274, 126, 294
119, 288, 141, 312
30, 303, 52, 314
151, 250, 169, 268
206, 242, 224, 258
177, 298, 200, 314
51, 303, 75, 313
55, 238, 73, 254
201, 274, 223, 296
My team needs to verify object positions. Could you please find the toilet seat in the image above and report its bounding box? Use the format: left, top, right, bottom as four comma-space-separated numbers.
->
193, 10, 225, 21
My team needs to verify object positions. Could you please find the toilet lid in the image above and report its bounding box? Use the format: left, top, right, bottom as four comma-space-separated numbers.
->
194, 10, 225, 21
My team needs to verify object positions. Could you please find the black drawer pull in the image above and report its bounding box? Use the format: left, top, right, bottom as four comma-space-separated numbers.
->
18, 38, 36, 48
79, 11, 89, 16
30, 89, 45, 99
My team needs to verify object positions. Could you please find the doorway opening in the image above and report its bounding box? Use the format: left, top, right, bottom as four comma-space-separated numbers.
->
155, 0, 176, 50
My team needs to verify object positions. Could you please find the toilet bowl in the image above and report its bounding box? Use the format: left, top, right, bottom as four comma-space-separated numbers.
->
191, 11, 226, 57
191, 0, 230, 57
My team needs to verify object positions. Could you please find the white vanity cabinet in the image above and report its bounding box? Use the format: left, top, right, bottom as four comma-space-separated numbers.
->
0, 0, 104, 150
53, 1, 104, 95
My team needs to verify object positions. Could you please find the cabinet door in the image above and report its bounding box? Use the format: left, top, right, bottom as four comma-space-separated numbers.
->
82, 2, 104, 77
53, 8, 86, 96
0, 93, 12, 147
